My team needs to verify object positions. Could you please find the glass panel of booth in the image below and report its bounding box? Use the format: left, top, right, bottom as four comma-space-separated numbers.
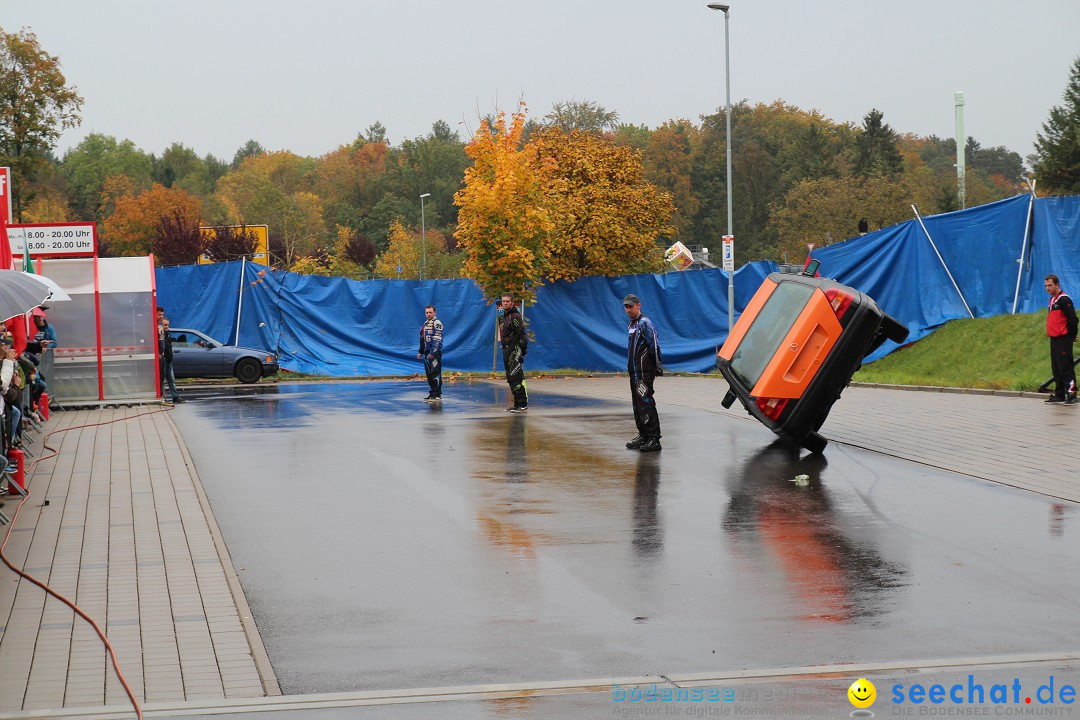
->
39, 257, 156, 402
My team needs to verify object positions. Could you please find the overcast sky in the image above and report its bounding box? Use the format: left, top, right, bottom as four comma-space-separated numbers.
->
3, 1, 1078, 165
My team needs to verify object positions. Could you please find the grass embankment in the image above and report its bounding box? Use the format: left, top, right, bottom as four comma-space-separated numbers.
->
853, 311, 1052, 391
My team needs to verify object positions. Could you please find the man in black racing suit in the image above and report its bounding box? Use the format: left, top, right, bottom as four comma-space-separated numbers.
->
499, 293, 529, 412
624, 293, 662, 452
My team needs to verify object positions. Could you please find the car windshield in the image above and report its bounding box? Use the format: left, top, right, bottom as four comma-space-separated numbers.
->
729, 281, 815, 390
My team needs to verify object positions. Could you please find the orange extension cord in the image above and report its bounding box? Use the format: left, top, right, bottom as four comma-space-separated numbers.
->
0, 406, 176, 720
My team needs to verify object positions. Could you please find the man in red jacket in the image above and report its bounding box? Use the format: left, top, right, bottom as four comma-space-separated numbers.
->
1044, 274, 1078, 405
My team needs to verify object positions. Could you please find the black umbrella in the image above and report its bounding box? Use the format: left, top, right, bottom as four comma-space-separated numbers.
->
0, 269, 52, 323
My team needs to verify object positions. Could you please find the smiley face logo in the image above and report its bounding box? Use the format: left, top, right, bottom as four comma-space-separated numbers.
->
848, 678, 876, 708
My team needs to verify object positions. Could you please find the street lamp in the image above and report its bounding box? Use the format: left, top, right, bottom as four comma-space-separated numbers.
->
420, 192, 431, 281
707, 2, 735, 335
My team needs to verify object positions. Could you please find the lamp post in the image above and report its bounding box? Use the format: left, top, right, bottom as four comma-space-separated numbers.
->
420, 192, 431, 281
707, 2, 734, 335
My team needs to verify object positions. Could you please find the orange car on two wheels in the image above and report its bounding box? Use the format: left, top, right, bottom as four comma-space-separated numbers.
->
716, 264, 908, 453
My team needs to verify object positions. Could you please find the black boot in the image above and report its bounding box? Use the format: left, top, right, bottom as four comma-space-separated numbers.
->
638, 438, 662, 452
625, 436, 645, 449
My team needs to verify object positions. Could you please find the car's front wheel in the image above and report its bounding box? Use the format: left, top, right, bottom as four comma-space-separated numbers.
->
234, 358, 262, 384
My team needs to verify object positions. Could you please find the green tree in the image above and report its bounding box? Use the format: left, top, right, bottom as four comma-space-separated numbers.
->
364, 122, 388, 145
642, 119, 699, 238
970, 144, 1023, 185
778, 122, 851, 186
854, 108, 903, 176
152, 142, 226, 197
394, 120, 469, 228
690, 101, 846, 264
0, 27, 83, 220
232, 139, 266, 169
612, 123, 652, 151
543, 100, 619, 133
215, 151, 324, 265
1033, 55, 1080, 194
60, 133, 153, 220
769, 174, 935, 262
313, 139, 394, 238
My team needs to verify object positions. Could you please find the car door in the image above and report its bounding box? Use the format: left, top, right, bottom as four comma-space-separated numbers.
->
196, 334, 230, 377
179, 330, 230, 377
168, 330, 204, 376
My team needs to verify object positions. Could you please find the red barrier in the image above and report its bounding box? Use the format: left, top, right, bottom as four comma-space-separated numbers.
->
6, 448, 25, 494
39, 392, 49, 421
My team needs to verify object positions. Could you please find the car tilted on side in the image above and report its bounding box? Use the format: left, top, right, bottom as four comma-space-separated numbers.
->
168, 328, 278, 384
716, 262, 908, 453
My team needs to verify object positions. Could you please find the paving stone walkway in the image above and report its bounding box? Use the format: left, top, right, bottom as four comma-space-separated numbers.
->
0, 406, 275, 714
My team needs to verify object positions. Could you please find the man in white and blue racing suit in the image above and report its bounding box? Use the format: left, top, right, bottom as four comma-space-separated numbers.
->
417, 304, 443, 401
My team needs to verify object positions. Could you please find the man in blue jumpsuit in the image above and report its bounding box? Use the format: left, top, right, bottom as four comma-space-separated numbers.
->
418, 304, 443, 401
623, 294, 662, 452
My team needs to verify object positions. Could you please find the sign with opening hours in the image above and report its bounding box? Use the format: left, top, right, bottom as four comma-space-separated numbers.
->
7, 222, 98, 258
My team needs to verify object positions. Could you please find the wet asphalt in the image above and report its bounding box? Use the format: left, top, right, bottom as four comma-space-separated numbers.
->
168, 381, 1080, 703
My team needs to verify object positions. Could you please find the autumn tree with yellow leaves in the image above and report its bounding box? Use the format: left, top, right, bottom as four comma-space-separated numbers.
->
373, 219, 460, 280
535, 127, 674, 282
454, 107, 554, 303
454, 105, 674, 303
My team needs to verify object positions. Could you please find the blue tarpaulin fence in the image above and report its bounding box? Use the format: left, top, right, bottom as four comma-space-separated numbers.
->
157, 193, 1080, 376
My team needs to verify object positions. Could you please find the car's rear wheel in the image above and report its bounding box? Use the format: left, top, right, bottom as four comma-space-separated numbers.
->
800, 431, 828, 454
234, 358, 262, 384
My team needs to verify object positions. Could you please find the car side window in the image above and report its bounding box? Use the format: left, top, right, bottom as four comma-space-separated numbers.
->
169, 332, 197, 348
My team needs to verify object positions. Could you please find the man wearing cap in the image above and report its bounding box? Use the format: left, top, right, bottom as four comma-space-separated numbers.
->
624, 294, 663, 452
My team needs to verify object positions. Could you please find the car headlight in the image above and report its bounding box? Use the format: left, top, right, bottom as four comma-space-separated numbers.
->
265, 355, 274, 363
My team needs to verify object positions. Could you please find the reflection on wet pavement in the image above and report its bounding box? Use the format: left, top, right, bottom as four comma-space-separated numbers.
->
169, 381, 1080, 697
723, 440, 907, 623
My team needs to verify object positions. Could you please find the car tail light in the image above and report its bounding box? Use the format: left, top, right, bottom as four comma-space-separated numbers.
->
824, 288, 854, 319
755, 396, 789, 421
265, 355, 274, 362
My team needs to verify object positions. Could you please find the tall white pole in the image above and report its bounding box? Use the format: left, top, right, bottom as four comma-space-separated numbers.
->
1012, 179, 1036, 314
234, 256, 246, 345
420, 192, 431, 281
724, 7, 734, 335
708, 4, 735, 333
955, 91, 966, 210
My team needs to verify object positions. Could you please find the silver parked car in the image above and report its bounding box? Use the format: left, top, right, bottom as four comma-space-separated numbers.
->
168, 328, 279, 384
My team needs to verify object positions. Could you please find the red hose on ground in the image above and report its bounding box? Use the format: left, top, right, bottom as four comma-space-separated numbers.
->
0, 406, 176, 720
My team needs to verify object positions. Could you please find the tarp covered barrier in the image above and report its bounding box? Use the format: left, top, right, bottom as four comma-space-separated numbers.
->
813, 194, 1035, 360
157, 193, 1080, 376
157, 260, 774, 375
